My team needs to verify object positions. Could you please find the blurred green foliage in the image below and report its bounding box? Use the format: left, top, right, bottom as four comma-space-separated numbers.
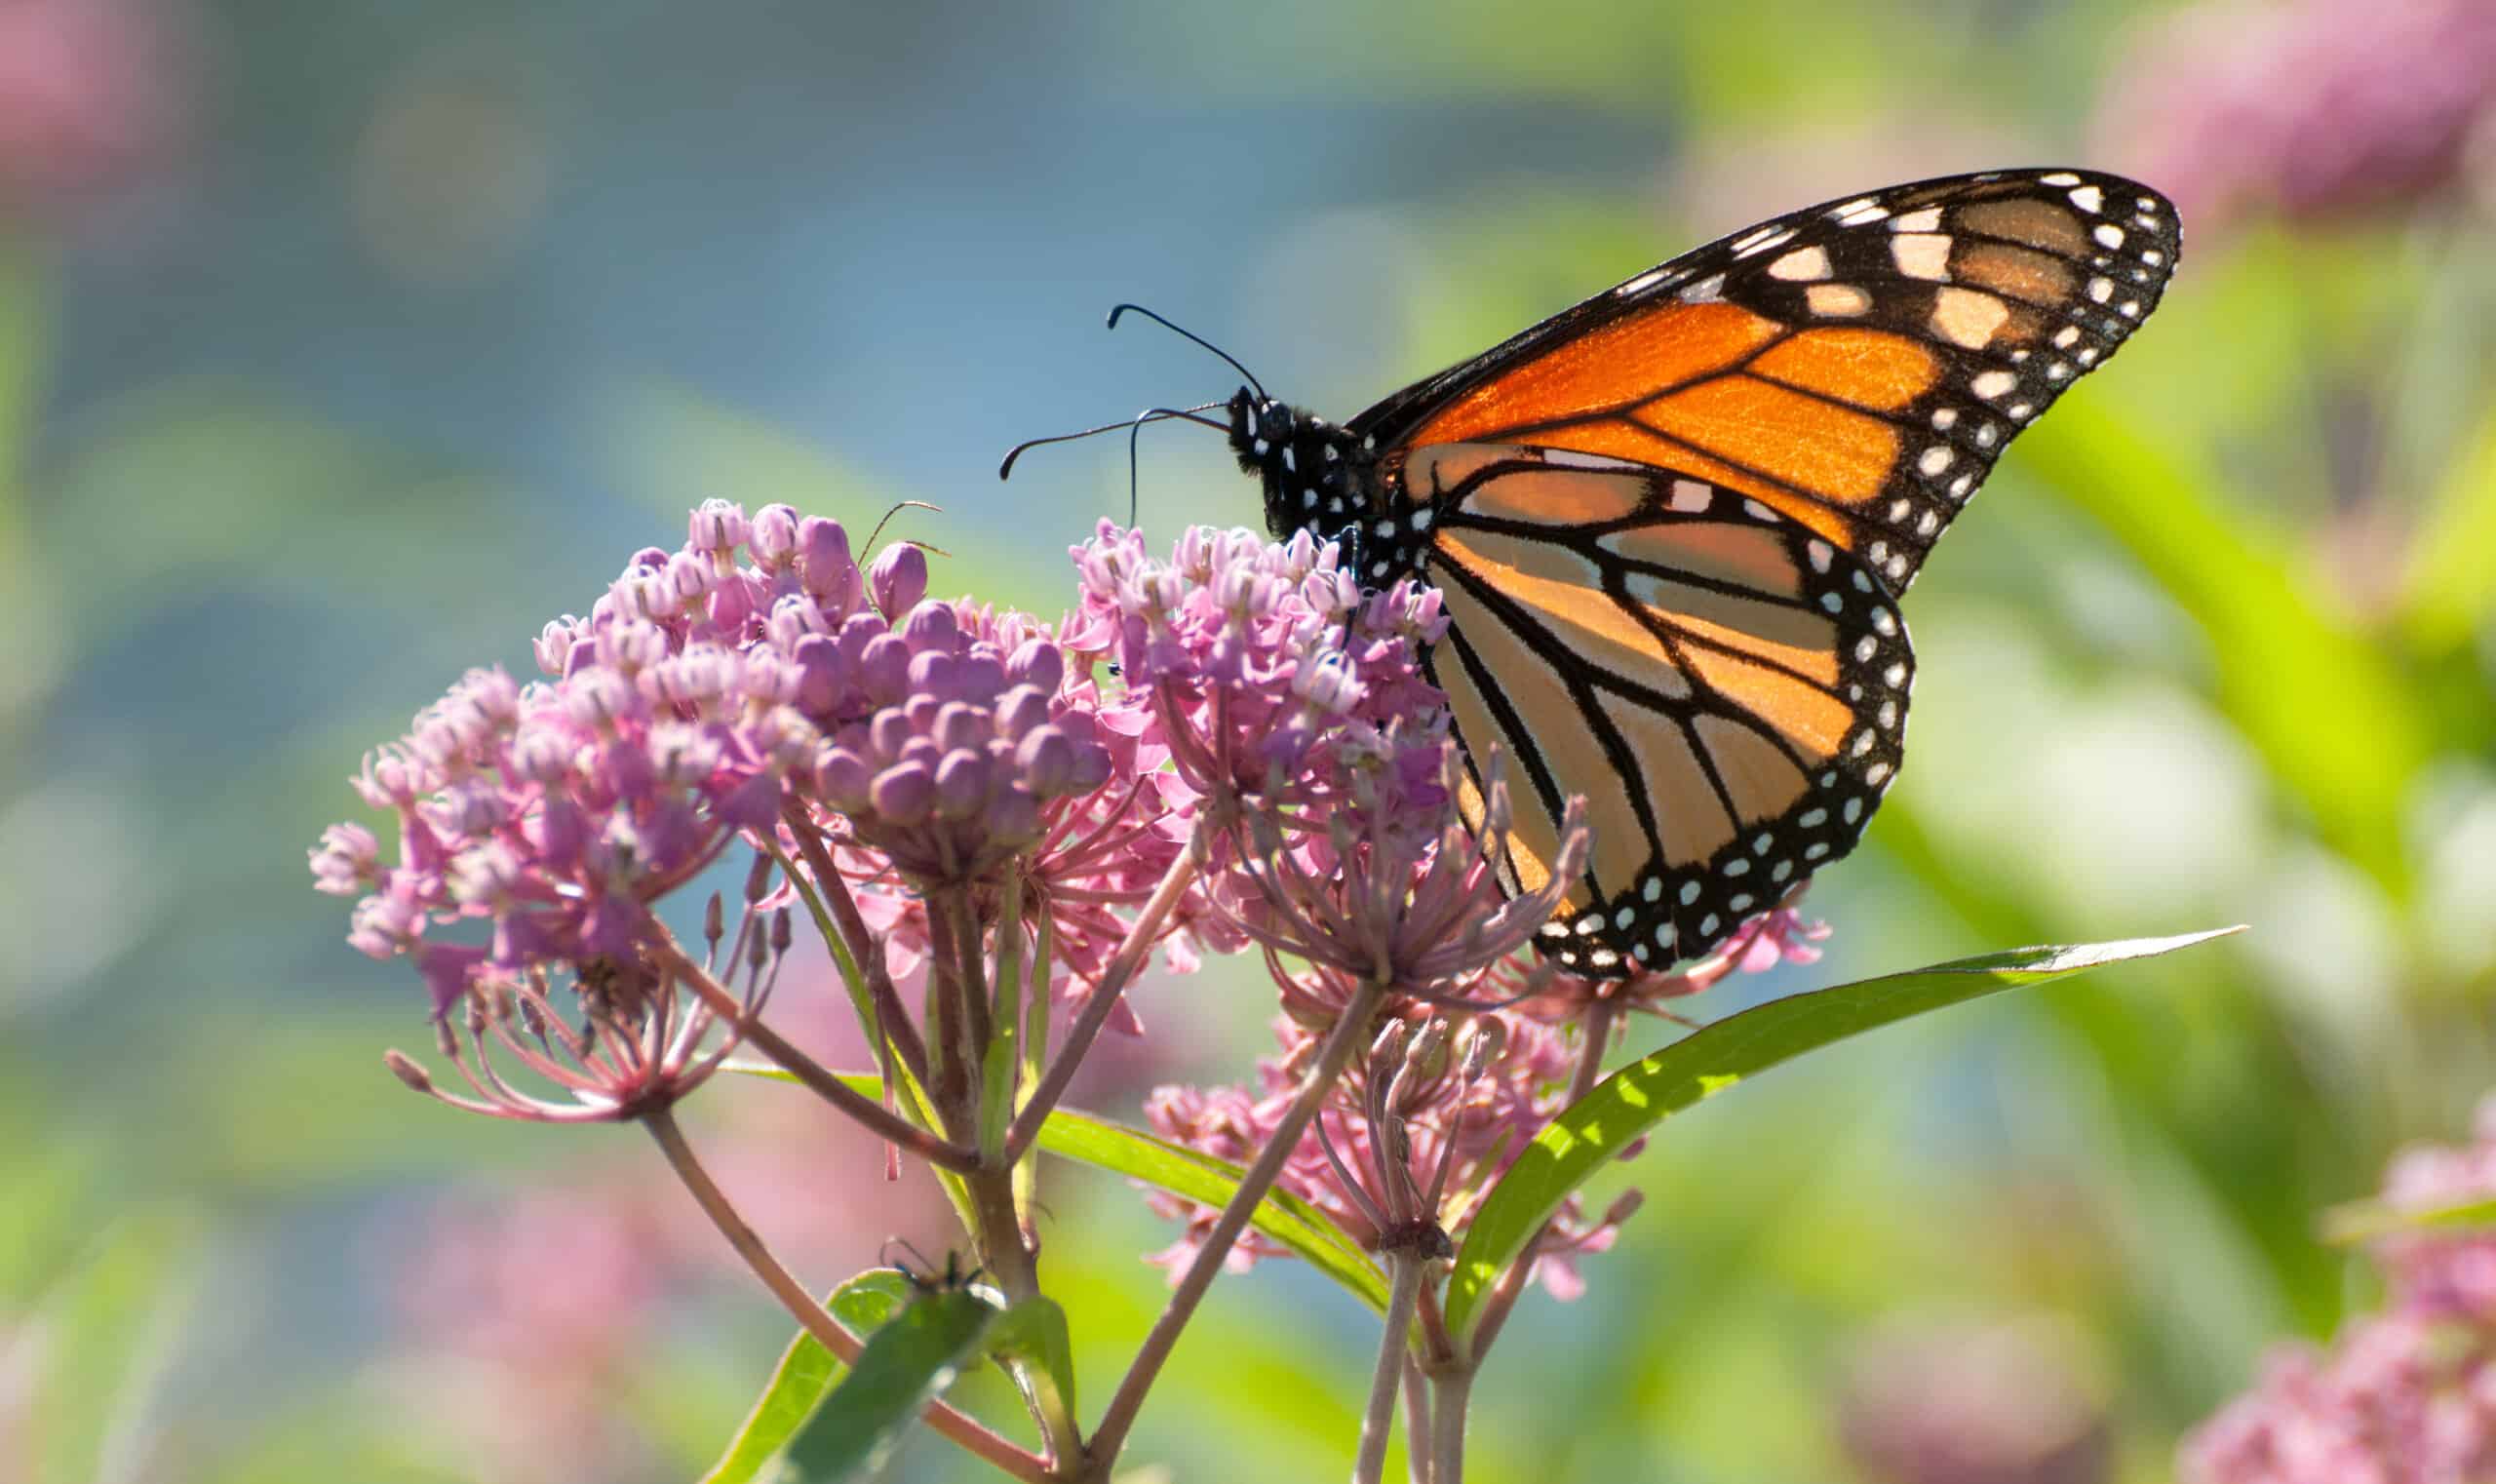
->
8, 1, 2496, 1482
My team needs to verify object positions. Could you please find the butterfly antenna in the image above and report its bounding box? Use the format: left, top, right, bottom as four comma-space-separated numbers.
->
996, 403, 1227, 481
1106, 304, 1268, 401
865, 499, 943, 553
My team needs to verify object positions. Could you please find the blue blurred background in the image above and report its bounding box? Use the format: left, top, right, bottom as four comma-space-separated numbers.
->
8, 1, 2496, 1480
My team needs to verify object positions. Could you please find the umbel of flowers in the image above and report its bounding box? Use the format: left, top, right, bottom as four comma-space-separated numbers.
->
314, 501, 1830, 1484
2185, 1100, 2496, 1484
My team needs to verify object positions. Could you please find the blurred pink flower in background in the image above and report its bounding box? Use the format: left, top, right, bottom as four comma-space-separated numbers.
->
376, 1187, 674, 1484
2094, 0, 2496, 231
0, 0, 179, 215
1837, 1315, 2110, 1484
2183, 1098, 2496, 1484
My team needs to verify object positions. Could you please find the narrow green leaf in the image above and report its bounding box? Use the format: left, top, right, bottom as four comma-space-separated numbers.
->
2322, 1194, 2496, 1246
987, 1295, 1079, 1425
781, 1285, 1001, 1482
1442, 929, 2242, 1342
29, 1207, 202, 1484
2400, 405, 2496, 653
2021, 404, 2429, 893
697, 1272, 912, 1484
725, 1066, 1391, 1311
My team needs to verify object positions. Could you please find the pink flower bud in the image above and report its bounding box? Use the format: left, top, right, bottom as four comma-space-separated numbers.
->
994, 684, 1051, 742
799, 517, 854, 598
750, 503, 800, 564
1017, 725, 1076, 795
869, 708, 913, 762
935, 701, 989, 754
858, 633, 912, 705
1007, 638, 1065, 695
688, 499, 748, 556
869, 762, 935, 824
932, 749, 990, 819
790, 634, 842, 714
871, 544, 929, 620
813, 748, 874, 811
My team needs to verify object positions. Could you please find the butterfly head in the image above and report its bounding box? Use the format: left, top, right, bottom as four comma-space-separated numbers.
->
1226, 390, 1366, 542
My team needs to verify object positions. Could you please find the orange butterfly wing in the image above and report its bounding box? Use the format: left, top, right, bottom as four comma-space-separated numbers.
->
1358, 171, 2181, 594
1336, 170, 2178, 972
1409, 448, 1911, 973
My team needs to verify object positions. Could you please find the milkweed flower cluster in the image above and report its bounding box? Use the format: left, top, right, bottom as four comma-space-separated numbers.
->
313, 502, 1862, 1484
2183, 1098, 2496, 1484
2094, 0, 2496, 228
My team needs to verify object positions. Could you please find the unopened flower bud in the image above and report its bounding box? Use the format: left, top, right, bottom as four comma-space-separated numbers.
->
799, 518, 855, 600
688, 498, 748, 556
812, 748, 874, 811
383, 1049, 436, 1093
750, 503, 800, 564
859, 633, 912, 705
934, 702, 988, 755
932, 749, 990, 819
870, 762, 935, 824
871, 544, 929, 620
1006, 638, 1064, 695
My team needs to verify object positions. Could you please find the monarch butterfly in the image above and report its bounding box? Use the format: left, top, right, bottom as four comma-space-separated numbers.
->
1034, 170, 2179, 977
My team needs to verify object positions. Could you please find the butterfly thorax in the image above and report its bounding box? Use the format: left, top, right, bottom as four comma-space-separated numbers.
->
1228, 391, 1371, 536
1228, 390, 1431, 591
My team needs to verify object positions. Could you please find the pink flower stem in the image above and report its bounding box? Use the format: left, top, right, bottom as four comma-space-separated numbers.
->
1001, 838, 1203, 1165
1428, 1367, 1473, 1484
642, 1106, 1045, 1484
1357, 1252, 1428, 1484
1080, 975, 1388, 1475
651, 937, 979, 1173
1458, 998, 1616, 1364
1403, 1356, 1434, 1484
779, 804, 932, 1086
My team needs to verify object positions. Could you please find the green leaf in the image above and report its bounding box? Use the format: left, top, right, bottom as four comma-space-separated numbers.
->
781, 1283, 1001, 1482
696, 1272, 912, 1484
724, 1067, 1392, 1312
28, 1207, 202, 1484
987, 1295, 1079, 1426
2321, 1194, 2496, 1246
2020, 404, 2431, 894
1441, 929, 2242, 1343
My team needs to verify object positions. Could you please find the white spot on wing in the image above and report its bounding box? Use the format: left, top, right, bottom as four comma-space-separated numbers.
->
1767, 245, 1832, 281
1667, 480, 1712, 513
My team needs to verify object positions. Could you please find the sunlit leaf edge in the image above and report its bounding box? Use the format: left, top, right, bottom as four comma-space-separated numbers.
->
1441, 928, 2242, 1341
696, 1271, 912, 1484
723, 1068, 1391, 1312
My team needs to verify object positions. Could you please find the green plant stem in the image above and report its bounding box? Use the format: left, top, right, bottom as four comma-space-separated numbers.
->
656, 938, 978, 1171
642, 1107, 1045, 1484
1458, 998, 1614, 1364
1081, 976, 1387, 1473
1428, 1368, 1472, 1484
1003, 841, 1202, 1165
779, 804, 932, 1084
1402, 1357, 1433, 1484
1356, 1254, 1427, 1484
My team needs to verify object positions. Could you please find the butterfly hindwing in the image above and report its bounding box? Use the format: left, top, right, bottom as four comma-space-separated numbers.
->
1412, 447, 1911, 974
1357, 170, 2179, 594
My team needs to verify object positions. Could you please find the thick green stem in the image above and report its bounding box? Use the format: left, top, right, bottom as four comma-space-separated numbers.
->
643, 1107, 1044, 1483
1082, 977, 1388, 1471
1355, 1254, 1427, 1484
1428, 1369, 1472, 1484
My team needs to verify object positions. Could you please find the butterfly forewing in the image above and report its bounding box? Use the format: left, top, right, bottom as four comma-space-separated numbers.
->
1363, 170, 2180, 595
1413, 447, 1911, 974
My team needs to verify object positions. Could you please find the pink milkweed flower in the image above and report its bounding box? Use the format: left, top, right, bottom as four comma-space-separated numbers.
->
2095, 0, 2496, 230
1208, 742, 1589, 1005
1143, 1000, 1637, 1297
1509, 894, 1832, 1025
2182, 1096, 2496, 1484
382, 865, 791, 1124
1066, 522, 1448, 817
